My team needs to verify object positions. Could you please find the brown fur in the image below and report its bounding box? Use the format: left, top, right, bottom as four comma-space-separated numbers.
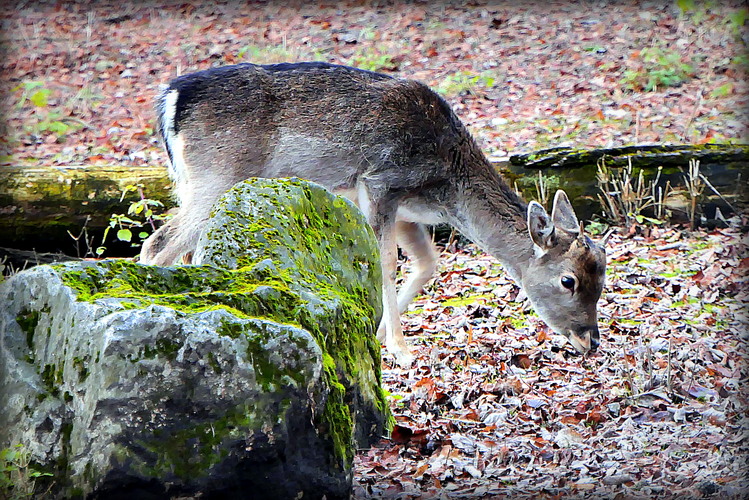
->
140, 62, 607, 365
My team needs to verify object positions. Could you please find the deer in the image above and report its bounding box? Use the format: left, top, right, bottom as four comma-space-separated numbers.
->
139, 61, 607, 367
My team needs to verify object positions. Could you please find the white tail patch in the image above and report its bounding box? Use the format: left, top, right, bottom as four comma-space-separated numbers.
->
160, 89, 179, 175
159, 88, 190, 204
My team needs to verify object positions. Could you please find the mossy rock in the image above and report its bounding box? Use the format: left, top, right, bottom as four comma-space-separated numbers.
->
0, 178, 392, 499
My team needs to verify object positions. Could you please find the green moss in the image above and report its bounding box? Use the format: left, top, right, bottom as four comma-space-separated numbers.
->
72, 357, 89, 382
16, 308, 41, 355
321, 353, 354, 467
51, 178, 392, 467
142, 338, 181, 361
55, 422, 73, 482
207, 352, 222, 374
40, 364, 62, 398
54, 258, 386, 466
130, 402, 268, 481
217, 319, 244, 339
441, 293, 492, 308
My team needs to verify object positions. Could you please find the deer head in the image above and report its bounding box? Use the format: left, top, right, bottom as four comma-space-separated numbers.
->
523, 190, 607, 353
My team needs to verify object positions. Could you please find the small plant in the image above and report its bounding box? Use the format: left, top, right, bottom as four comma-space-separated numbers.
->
675, 0, 706, 24
238, 44, 291, 63
1, 444, 53, 499
67, 216, 97, 258
350, 52, 398, 72
709, 83, 734, 98
235, 41, 320, 65
533, 171, 551, 208
683, 158, 705, 230
12, 81, 82, 140
726, 8, 749, 37
731, 53, 749, 70
97, 185, 169, 257
651, 166, 673, 222
621, 47, 695, 92
13, 81, 50, 108
597, 158, 669, 229
514, 172, 560, 209
437, 70, 495, 97
676, 1, 747, 40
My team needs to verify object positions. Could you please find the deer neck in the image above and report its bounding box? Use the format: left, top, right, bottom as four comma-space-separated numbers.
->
447, 161, 534, 283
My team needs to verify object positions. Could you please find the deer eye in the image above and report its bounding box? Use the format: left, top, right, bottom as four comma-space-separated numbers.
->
561, 275, 576, 291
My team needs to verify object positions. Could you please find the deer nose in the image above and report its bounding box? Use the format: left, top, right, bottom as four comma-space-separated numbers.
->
582, 325, 600, 352
571, 325, 600, 353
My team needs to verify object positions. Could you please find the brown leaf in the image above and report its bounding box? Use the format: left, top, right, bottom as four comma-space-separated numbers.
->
390, 424, 413, 444
511, 353, 532, 369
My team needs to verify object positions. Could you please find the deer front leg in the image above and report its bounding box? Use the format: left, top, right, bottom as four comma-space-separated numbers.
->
375, 220, 415, 367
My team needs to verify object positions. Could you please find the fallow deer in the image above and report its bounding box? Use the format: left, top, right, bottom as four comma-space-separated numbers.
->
139, 62, 607, 366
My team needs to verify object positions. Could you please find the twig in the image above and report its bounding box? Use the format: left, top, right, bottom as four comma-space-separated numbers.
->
622, 343, 636, 397
698, 173, 736, 212
443, 228, 458, 255
137, 186, 160, 231
684, 159, 705, 230
646, 344, 653, 389
61, 116, 93, 129
681, 87, 704, 142
666, 337, 673, 395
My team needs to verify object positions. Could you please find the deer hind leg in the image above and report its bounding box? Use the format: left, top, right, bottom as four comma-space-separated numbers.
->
358, 184, 414, 366
139, 208, 208, 266
395, 221, 437, 314
139, 183, 225, 266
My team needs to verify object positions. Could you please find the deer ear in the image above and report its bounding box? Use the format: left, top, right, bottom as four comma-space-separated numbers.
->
528, 201, 555, 249
551, 190, 580, 235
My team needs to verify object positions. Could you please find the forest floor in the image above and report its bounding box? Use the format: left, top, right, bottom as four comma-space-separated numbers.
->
361, 219, 748, 498
1, 1, 748, 498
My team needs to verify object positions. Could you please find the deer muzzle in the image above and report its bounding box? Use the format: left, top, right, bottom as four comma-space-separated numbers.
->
567, 326, 600, 354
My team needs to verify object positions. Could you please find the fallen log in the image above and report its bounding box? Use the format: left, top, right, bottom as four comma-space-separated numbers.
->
0, 246, 82, 272
509, 143, 749, 169
0, 165, 174, 255
1, 143, 746, 256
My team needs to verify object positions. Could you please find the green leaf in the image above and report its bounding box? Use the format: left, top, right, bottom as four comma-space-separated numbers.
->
46, 121, 69, 135
95, 246, 106, 256
29, 471, 54, 478
710, 83, 733, 98
676, 0, 695, 13
30, 89, 51, 107
641, 215, 665, 225
117, 229, 132, 242
728, 8, 748, 29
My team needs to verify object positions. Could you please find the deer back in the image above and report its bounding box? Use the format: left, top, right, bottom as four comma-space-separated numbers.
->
156, 62, 474, 208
